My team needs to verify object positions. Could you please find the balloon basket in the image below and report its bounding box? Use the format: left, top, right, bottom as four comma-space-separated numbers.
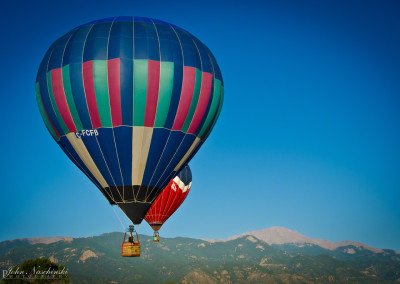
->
153, 231, 160, 243
121, 225, 140, 257
121, 242, 140, 257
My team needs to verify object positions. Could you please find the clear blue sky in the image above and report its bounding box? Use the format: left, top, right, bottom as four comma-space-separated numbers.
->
1, 0, 399, 251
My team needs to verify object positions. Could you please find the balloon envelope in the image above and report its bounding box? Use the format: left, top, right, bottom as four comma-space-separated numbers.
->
35, 17, 223, 224
144, 165, 192, 231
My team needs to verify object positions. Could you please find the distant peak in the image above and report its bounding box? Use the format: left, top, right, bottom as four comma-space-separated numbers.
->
203, 227, 385, 253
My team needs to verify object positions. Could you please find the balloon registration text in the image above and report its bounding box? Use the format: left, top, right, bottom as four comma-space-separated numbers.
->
75, 129, 99, 139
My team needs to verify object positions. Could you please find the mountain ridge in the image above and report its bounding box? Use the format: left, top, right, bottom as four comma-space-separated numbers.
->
1, 229, 400, 283
203, 226, 388, 254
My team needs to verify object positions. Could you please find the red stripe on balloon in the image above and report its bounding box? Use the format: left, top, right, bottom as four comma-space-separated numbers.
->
107, 58, 123, 127
172, 66, 196, 130
82, 61, 101, 129
187, 72, 213, 134
144, 60, 160, 127
51, 69, 77, 132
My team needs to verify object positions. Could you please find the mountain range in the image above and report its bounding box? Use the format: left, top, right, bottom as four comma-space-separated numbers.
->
1, 227, 399, 283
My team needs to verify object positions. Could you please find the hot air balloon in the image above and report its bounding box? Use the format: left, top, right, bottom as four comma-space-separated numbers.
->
145, 164, 192, 242
35, 17, 223, 256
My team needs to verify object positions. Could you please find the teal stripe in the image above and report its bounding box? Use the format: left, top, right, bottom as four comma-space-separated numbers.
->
62, 65, 83, 131
181, 68, 202, 133
154, 62, 174, 128
203, 86, 224, 140
93, 60, 112, 127
35, 82, 59, 140
198, 79, 221, 138
133, 59, 148, 126
46, 72, 69, 134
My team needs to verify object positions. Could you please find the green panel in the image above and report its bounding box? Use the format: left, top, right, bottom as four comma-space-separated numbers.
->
181, 68, 202, 133
154, 62, 174, 128
35, 82, 59, 141
198, 79, 222, 138
133, 59, 148, 126
46, 72, 69, 134
203, 86, 224, 140
93, 60, 112, 127
62, 65, 83, 131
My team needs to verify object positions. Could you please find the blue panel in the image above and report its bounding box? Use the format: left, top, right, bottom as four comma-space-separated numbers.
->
48, 32, 72, 70
58, 136, 102, 189
80, 133, 115, 186
174, 28, 201, 69
109, 21, 133, 60
170, 23, 190, 33
38, 75, 64, 136
141, 128, 171, 185
155, 23, 180, 62
182, 140, 203, 169
193, 37, 212, 73
69, 63, 93, 129
177, 165, 192, 184
63, 25, 92, 66
37, 41, 56, 81
195, 76, 214, 136
83, 22, 112, 61
134, 21, 159, 61
154, 134, 196, 188
164, 56, 183, 129
148, 130, 185, 187
120, 58, 133, 126
208, 50, 223, 83
114, 126, 132, 185
96, 128, 123, 186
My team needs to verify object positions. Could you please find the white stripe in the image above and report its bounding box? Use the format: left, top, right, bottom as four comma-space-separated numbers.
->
66, 133, 108, 188
173, 137, 201, 171
131, 126, 153, 186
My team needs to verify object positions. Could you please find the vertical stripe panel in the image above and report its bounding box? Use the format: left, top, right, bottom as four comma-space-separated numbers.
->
141, 128, 170, 185
203, 86, 224, 139
63, 25, 93, 130
93, 60, 112, 127
174, 137, 201, 171
35, 82, 59, 140
62, 65, 84, 131
82, 61, 102, 128
38, 75, 64, 136
69, 63, 93, 129
133, 59, 148, 126
198, 79, 222, 138
120, 58, 133, 125
180, 68, 202, 133
144, 60, 160, 127
58, 136, 102, 189
187, 72, 213, 134
96, 128, 123, 186
154, 62, 174, 127
154, 135, 196, 188
131, 127, 153, 185
172, 66, 196, 130
107, 58, 123, 126
46, 72, 69, 134
114, 126, 132, 185
51, 69, 77, 132
65, 133, 109, 188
